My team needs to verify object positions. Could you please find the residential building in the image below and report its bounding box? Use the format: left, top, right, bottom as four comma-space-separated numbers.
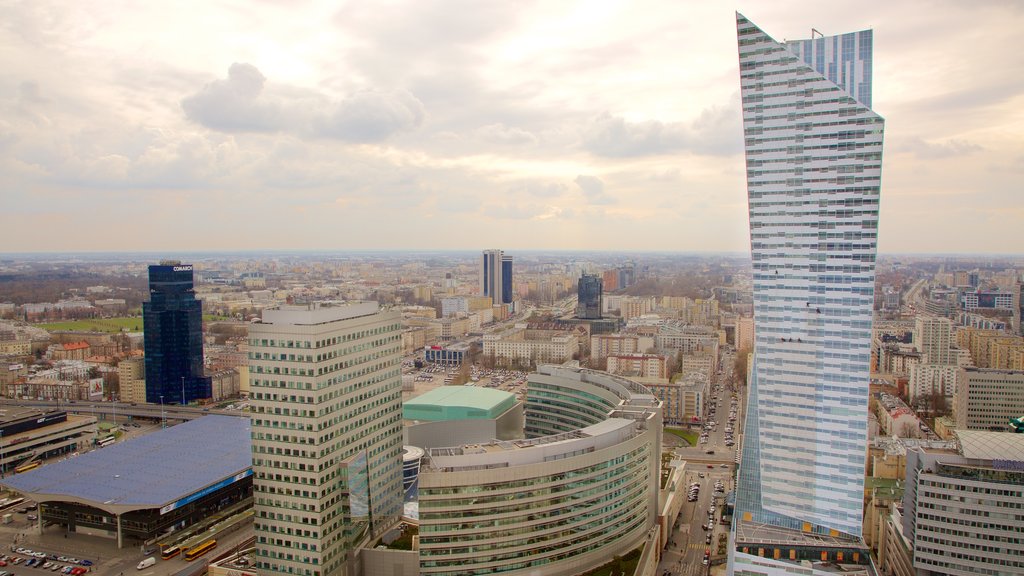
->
906, 363, 958, 403
118, 356, 146, 404
952, 367, 1024, 431
913, 315, 953, 365
575, 273, 602, 320
590, 333, 654, 360
143, 262, 211, 404
736, 315, 754, 351
902, 431, 1024, 575
482, 325, 578, 368
731, 13, 882, 575
607, 353, 668, 379
248, 302, 404, 576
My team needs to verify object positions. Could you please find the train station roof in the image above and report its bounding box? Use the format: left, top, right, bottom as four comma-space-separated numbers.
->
0, 414, 251, 514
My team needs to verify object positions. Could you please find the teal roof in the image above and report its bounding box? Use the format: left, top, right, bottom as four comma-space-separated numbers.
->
404, 386, 517, 421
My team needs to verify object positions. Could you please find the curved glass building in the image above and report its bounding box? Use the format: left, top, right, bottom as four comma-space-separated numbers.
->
417, 365, 661, 576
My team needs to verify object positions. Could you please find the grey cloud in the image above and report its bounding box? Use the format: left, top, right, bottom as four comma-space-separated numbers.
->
582, 104, 741, 158
507, 181, 567, 198
19, 82, 49, 105
319, 90, 424, 142
575, 175, 613, 205
181, 63, 286, 132
182, 63, 424, 142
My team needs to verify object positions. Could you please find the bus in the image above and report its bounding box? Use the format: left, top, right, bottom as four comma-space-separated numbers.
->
14, 462, 40, 474
185, 539, 217, 561
0, 497, 25, 511
97, 435, 116, 448
161, 545, 181, 560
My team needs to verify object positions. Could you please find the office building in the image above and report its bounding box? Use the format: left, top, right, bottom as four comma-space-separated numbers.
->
952, 367, 1024, 431
480, 249, 513, 305
418, 365, 660, 575
249, 302, 404, 576
576, 273, 603, 319
902, 430, 1024, 575
143, 262, 211, 405
731, 13, 883, 575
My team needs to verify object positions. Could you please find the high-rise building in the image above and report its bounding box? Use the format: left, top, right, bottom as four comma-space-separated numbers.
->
142, 262, 211, 404
731, 13, 883, 575
249, 302, 404, 576
576, 273, 603, 319
914, 315, 954, 365
480, 249, 513, 305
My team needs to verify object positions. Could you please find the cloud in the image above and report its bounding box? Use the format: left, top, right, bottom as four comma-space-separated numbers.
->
181, 63, 285, 132
582, 104, 740, 158
182, 63, 424, 142
475, 123, 537, 145
319, 90, 424, 142
574, 174, 613, 205
897, 137, 984, 159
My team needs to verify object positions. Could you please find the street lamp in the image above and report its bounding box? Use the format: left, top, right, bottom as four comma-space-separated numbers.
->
160, 395, 165, 429
181, 376, 186, 406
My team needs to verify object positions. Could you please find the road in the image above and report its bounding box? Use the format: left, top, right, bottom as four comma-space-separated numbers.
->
658, 350, 743, 576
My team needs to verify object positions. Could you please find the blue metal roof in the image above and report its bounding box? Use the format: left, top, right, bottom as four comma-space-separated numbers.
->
0, 415, 250, 509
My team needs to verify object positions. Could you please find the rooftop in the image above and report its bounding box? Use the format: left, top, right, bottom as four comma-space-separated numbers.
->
955, 430, 1024, 461
0, 415, 251, 513
404, 385, 517, 421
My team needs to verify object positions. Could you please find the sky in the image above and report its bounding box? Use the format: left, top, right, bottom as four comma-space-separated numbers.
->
2, 1, 1022, 254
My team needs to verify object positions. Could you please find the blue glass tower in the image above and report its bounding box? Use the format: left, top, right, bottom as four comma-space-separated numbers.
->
143, 262, 211, 404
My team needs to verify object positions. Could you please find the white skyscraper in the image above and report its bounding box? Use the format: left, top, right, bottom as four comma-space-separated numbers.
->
249, 302, 404, 576
730, 13, 883, 575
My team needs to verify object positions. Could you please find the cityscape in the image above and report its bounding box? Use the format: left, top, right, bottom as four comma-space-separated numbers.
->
1, 3, 1023, 576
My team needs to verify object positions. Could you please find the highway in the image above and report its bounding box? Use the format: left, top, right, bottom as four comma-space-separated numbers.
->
0, 398, 247, 424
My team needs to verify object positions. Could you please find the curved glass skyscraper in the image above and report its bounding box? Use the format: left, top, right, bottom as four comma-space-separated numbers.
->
730, 13, 883, 575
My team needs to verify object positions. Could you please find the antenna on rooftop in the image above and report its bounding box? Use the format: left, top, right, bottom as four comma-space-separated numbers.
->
811, 28, 824, 39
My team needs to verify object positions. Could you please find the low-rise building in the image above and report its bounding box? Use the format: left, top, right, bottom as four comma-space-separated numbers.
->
483, 325, 578, 368
607, 353, 668, 379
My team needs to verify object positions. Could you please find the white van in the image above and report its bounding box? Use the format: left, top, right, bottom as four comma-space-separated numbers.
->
137, 557, 156, 570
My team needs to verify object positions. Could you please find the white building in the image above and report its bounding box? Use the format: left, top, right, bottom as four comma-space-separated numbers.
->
730, 13, 882, 575
907, 363, 958, 403
483, 326, 578, 368
953, 367, 1024, 431
903, 431, 1024, 575
248, 302, 404, 576
914, 315, 953, 365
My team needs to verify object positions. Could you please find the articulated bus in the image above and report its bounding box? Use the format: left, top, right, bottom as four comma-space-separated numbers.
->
161, 545, 181, 560
185, 539, 217, 561
14, 462, 40, 474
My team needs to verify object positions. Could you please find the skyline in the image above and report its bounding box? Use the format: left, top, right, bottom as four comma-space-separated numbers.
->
3, 1, 1022, 254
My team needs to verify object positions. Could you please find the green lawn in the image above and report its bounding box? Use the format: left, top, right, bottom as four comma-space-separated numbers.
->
203, 314, 233, 322
37, 317, 143, 333
665, 428, 699, 446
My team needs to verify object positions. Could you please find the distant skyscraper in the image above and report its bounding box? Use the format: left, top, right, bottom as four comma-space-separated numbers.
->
143, 262, 211, 404
249, 302, 404, 576
731, 13, 883, 575
481, 249, 513, 305
576, 273, 603, 319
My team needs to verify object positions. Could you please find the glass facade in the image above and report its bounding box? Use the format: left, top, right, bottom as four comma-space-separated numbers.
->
576, 273, 603, 320
142, 264, 211, 404
732, 11, 883, 545
249, 306, 404, 576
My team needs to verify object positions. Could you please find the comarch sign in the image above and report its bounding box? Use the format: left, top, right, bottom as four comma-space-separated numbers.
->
172, 265, 193, 272
159, 469, 252, 515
